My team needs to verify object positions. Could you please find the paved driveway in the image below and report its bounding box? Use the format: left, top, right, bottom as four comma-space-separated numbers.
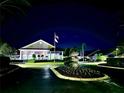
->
0, 66, 124, 93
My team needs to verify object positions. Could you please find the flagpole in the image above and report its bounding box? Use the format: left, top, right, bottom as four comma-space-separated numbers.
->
54, 32, 56, 62
82, 43, 84, 62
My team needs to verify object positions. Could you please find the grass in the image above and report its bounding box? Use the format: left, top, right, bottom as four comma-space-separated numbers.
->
27, 59, 35, 63
16, 61, 105, 69
16, 61, 64, 68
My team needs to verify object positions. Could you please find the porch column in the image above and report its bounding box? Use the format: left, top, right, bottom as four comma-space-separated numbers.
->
20, 50, 22, 60
50, 51, 51, 60
61, 51, 63, 60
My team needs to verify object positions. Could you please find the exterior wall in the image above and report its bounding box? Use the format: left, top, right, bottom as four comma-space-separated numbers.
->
19, 49, 63, 60
49, 51, 63, 60
20, 49, 50, 60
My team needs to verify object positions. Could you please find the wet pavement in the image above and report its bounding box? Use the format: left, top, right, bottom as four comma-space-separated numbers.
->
0, 67, 124, 93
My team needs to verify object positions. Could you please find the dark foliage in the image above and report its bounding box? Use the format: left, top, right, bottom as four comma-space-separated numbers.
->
32, 54, 36, 60
10, 60, 24, 63
107, 58, 124, 67
0, 54, 10, 68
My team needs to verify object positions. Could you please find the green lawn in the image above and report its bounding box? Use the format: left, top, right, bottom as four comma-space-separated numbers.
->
16, 61, 102, 68
16, 60, 106, 69
16, 61, 64, 68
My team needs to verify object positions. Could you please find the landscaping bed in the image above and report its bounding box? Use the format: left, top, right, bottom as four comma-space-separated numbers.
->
55, 66, 104, 78
51, 66, 109, 81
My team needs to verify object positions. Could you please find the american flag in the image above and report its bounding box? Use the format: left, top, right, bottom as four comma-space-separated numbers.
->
54, 33, 59, 43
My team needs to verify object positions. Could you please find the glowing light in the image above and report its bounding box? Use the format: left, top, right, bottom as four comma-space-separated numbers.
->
116, 48, 119, 51
99, 55, 107, 61
40, 41, 42, 44
43, 65, 51, 79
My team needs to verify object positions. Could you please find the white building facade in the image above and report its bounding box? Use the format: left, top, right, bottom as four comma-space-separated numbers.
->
19, 39, 63, 60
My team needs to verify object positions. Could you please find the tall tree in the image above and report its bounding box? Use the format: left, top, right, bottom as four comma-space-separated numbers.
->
0, 38, 15, 57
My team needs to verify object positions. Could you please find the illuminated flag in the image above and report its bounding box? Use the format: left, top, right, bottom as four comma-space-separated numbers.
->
54, 33, 59, 43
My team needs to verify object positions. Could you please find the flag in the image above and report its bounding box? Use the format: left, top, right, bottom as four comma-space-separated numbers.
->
54, 33, 59, 43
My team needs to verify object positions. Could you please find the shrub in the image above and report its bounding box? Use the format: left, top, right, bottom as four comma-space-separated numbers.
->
107, 58, 124, 67
32, 54, 36, 60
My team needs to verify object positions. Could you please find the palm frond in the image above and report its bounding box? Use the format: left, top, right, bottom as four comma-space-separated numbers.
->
0, 0, 10, 6
21, 0, 31, 6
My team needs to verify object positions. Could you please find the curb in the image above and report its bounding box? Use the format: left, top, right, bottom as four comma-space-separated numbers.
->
50, 67, 109, 81
97, 64, 124, 70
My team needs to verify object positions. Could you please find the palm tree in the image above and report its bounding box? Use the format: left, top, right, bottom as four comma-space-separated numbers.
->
64, 48, 79, 68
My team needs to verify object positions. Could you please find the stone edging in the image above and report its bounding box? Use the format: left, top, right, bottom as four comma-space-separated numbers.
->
50, 67, 109, 81
0, 67, 20, 77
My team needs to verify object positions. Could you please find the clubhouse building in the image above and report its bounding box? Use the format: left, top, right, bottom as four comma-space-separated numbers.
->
19, 39, 63, 60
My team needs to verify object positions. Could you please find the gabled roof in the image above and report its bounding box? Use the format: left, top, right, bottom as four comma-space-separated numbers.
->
20, 39, 54, 49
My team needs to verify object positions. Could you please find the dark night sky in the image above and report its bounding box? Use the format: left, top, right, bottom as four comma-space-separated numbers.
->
1, 1, 123, 50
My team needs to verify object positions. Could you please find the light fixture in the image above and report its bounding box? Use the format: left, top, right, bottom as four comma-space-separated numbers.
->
40, 41, 42, 44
